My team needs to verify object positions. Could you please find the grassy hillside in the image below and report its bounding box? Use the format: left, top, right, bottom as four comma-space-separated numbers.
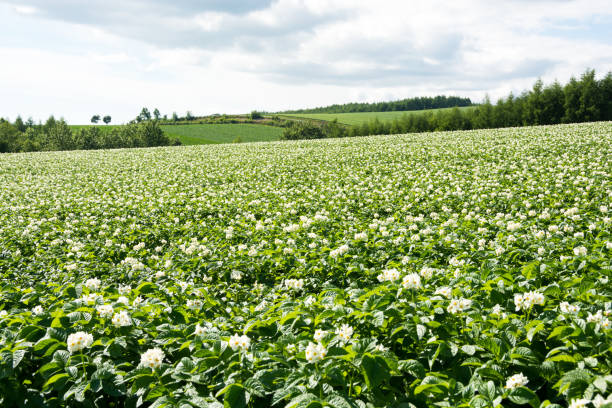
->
282, 106, 474, 125
69, 125, 122, 133
160, 124, 284, 145
70, 123, 284, 145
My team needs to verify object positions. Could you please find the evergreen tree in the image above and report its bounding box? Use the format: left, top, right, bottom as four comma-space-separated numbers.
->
540, 81, 564, 124
563, 76, 581, 123
577, 69, 601, 122
599, 72, 612, 120
526, 79, 544, 125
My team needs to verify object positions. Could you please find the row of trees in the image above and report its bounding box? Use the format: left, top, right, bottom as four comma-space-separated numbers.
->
0, 117, 180, 153
353, 69, 612, 136
283, 95, 473, 114
282, 119, 347, 140
283, 69, 612, 140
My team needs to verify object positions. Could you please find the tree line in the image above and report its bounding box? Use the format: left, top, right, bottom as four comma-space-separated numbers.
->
0, 117, 180, 153
282, 95, 473, 114
282, 69, 612, 140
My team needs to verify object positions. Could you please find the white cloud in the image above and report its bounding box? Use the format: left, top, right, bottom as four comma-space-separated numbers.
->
13, 4, 37, 15
0, 0, 611, 123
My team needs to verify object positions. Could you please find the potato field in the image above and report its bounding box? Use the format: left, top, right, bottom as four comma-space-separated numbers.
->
0, 122, 610, 408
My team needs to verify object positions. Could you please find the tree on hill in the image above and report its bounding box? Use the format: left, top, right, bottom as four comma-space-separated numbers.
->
103, 115, 112, 125
91, 115, 101, 124
153, 108, 160, 120
139, 107, 151, 122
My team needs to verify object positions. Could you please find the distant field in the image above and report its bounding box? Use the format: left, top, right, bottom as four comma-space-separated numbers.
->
69, 125, 121, 132
160, 124, 284, 145
70, 124, 284, 145
282, 106, 474, 125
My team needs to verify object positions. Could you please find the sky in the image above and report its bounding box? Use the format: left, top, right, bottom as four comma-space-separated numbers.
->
1, 0, 611, 124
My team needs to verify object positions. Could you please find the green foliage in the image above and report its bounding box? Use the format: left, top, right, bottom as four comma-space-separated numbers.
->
249, 111, 263, 120
0, 121, 179, 153
0, 122, 20, 153
282, 121, 326, 140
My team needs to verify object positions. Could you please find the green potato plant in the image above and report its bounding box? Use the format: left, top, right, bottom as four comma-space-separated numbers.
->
0, 122, 610, 407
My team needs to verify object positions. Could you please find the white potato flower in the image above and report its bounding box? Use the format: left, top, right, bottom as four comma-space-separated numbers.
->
117, 296, 129, 305
186, 299, 203, 310
447, 298, 472, 314
592, 394, 612, 408
111, 310, 131, 327
67, 331, 94, 354
402, 273, 421, 290
229, 334, 251, 351
377, 268, 400, 282
32, 305, 44, 315
514, 291, 545, 311
313, 329, 327, 343
504, 373, 529, 389
284, 279, 304, 290
85, 278, 101, 291
435, 287, 452, 298
329, 244, 349, 258
568, 399, 590, 408
305, 342, 327, 363
96, 304, 114, 318
82, 293, 100, 305
559, 301, 580, 314
140, 348, 164, 369
573, 246, 587, 256
354, 232, 367, 241
335, 324, 353, 343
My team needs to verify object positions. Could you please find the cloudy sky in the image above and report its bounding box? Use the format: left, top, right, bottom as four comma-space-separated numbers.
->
1, 0, 611, 124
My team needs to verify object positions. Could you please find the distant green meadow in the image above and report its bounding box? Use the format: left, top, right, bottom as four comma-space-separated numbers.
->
70, 124, 284, 145
160, 124, 284, 145
281, 106, 475, 126
69, 125, 121, 133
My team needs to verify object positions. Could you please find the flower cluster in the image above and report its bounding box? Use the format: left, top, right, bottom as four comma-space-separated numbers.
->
305, 342, 327, 363
377, 268, 400, 282
335, 324, 353, 343
402, 273, 421, 289
514, 291, 545, 311
140, 348, 164, 369
505, 373, 529, 389
111, 310, 131, 327
228, 334, 251, 352
447, 298, 472, 314
284, 279, 304, 290
67, 331, 94, 354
